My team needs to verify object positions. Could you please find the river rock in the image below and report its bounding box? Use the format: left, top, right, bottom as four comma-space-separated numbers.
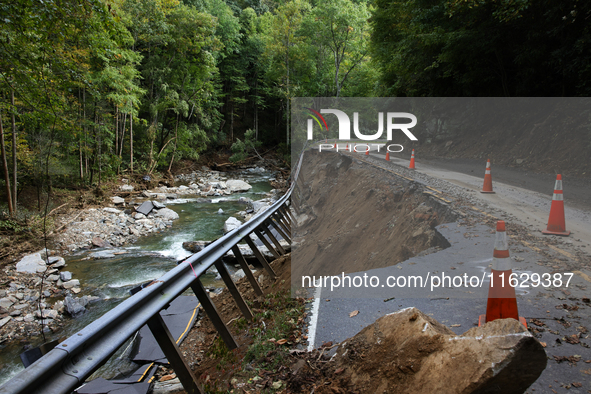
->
16, 253, 46, 274
136, 200, 154, 216
60, 271, 72, 282
103, 207, 121, 214
88, 251, 116, 259
154, 208, 179, 220
63, 279, 80, 289
182, 241, 208, 253
0, 317, 11, 328
120, 184, 134, 192
223, 217, 242, 233
250, 200, 271, 215
217, 208, 224, 214
327, 308, 546, 394
226, 180, 252, 193
91, 237, 111, 248
152, 200, 166, 209
64, 296, 86, 317
0, 298, 13, 309
48, 256, 66, 268
111, 196, 125, 205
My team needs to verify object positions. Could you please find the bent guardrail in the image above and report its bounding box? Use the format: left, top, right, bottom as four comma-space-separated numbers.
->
0, 152, 303, 394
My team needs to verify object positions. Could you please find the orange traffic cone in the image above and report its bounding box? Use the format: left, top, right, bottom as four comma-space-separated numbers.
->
408, 149, 415, 169
365, 146, 369, 155
542, 174, 570, 236
334, 140, 337, 149
481, 159, 495, 193
346, 143, 349, 152
385, 151, 390, 161
479, 221, 526, 328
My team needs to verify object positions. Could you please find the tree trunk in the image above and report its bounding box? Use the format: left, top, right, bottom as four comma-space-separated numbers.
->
168, 114, 179, 172
115, 106, 119, 157
0, 113, 14, 215
11, 90, 17, 210
130, 112, 133, 174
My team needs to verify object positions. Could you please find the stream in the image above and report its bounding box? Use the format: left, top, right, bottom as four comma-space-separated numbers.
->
0, 173, 275, 387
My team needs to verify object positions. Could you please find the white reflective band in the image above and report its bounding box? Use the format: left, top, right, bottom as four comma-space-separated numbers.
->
485, 170, 491, 174
553, 193, 563, 201
555, 180, 562, 190
492, 257, 512, 271
494, 233, 508, 250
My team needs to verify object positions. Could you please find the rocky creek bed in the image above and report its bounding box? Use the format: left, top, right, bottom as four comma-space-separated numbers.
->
0, 164, 288, 348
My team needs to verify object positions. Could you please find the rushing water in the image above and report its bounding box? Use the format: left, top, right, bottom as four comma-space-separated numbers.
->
0, 174, 274, 387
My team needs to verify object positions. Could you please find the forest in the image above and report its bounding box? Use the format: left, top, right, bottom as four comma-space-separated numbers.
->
0, 0, 590, 217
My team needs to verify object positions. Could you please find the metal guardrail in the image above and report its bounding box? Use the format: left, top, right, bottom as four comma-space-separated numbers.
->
0, 152, 304, 394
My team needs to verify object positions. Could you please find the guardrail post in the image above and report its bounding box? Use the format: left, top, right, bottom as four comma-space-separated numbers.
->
272, 212, 291, 239
264, 218, 290, 247
190, 280, 238, 350
260, 223, 286, 255
231, 245, 263, 296
243, 235, 277, 278
254, 228, 281, 259
280, 205, 295, 225
214, 260, 254, 321
147, 313, 203, 394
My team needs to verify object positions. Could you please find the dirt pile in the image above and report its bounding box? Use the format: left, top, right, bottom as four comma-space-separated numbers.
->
292, 150, 455, 281
288, 308, 547, 394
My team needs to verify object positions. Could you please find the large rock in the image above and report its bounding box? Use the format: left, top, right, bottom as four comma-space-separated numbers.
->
16, 253, 46, 274
91, 237, 110, 248
154, 208, 179, 220
226, 180, 252, 193
326, 308, 546, 394
182, 241, 208, 253
223, 217, 242, 233
64, 295, 86, 317
136, 200, 154, 216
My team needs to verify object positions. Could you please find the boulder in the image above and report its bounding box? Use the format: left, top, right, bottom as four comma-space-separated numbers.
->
120, 184, 134, 192
111, 196, 125, 205
0, 298, 14, 309
136, 200, 154, 216
154, 208, 179, 220
326, 308, 546, 394
64, 296, 86, 317
63, 279, 80, 289
226, 180, 252, 193
16, 253, 46, 274
48, 256, 66, 268
182, 241, 208, 253
223, 217, 242, 233
60, 271, 72, 282
152, 200, 166, 209
250, 200, 271, 215
91, 237, 110, 248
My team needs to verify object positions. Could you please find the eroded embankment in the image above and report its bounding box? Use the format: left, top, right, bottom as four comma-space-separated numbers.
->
292, 150, 456, 281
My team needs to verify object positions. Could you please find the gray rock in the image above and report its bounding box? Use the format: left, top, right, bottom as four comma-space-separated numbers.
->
250, 200, 271, 215
88, 251, 116, 259
64, 296, 86, 317
16, 253, 46, 274
91, 237, 110, 248
217, 208, 224, 214
152, 200, 166, 209
154, 208, 179, 220
0, 316, 11, 328
226, 180, 252, 193
182, 241, 208, 253
60, 271, 72, 282
141, 190, 152, 198
0, 298, 14, 309
120, 184, 134, 192
134, 212, 146, 219
48, 256, 66, 268
63, 279, 80, 289
136, 200, 154, 216
111, 196, 125, 205
103, 207, 121, 214
47, 274, 60, 282
223, 217, 242, 234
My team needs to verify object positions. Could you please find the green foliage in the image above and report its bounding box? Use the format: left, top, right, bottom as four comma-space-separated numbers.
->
229, 129, 261, 162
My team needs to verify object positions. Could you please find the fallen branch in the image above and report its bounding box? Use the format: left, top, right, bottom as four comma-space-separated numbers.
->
47, 203, 68, 217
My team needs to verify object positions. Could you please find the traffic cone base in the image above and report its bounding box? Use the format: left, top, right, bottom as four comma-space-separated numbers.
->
542, 229, 571, 236
478, 314, 527, 328
479, 220, 526, 328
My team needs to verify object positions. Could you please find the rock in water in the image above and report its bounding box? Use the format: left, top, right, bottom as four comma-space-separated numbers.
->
91, 237, 111, 248
154, 208, 179, 220
218, 208, 224, 214
64, 295, 86, 317
182, 241, 207, 253
328, 308, 546, 394
226, 180, 252, 193
223, 217, 242, 233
